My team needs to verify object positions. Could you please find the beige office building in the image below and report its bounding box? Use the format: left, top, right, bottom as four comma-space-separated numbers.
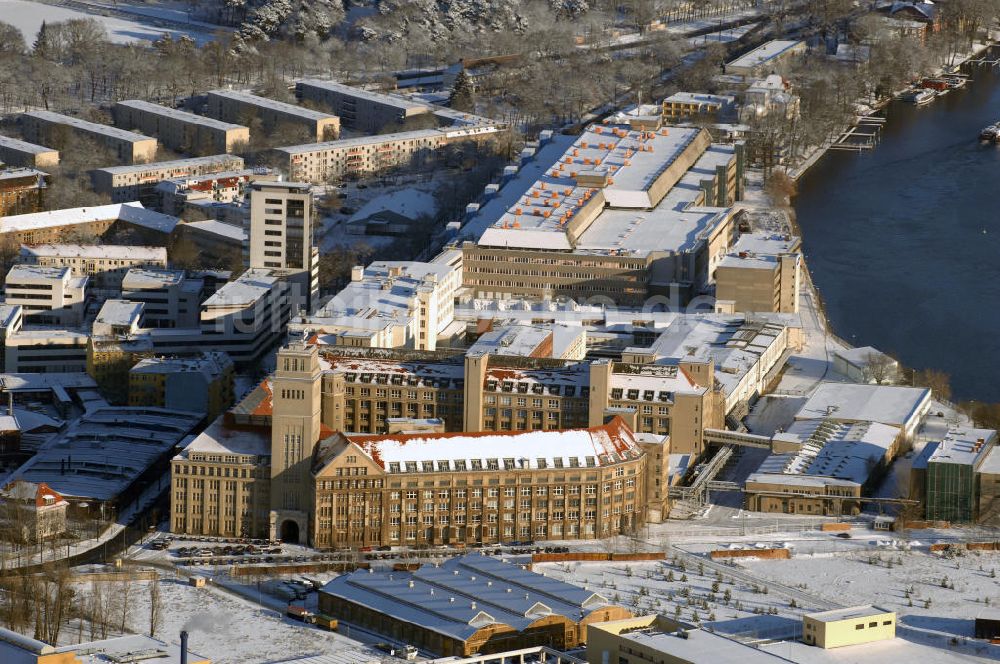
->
206, 89, 339, 142
715, 232, 801, 314
20, 110, 157, 165
113, 100, 250, 154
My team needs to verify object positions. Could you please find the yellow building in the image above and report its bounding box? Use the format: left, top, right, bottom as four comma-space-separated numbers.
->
587, 615, 782, 664
661, 92, 735, 121
802, 606, 896, 649
129, 352, 235, 421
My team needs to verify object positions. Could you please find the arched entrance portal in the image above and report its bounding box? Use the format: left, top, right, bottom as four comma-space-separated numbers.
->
280, 519, 300, 544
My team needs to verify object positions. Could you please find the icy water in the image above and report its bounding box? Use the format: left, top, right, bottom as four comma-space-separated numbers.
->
794, 52, 1000, 403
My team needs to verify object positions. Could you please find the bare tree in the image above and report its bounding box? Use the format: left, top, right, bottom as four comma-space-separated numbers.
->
863, 351, 896, 385
913, 368, 952, 402
117, 572, 133, 634
148, 577, 162, 638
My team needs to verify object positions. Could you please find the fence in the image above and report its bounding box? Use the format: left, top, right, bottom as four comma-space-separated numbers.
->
709, 548, 791, 560
531, 551, 665, 564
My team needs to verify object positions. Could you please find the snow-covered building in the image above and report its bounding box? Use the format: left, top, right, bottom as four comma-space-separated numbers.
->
662, 92, 736, 121
91, 153, 245, 204
291, 250, 462, 351
295, 79, 432, 133
318, 554, 633, 656
4, 264, 88, 326
621, 314, 799, 418
467, 322, 587, 360
206, 89, 340, 142
460, 121, 744, 306
913, 427, 998, 523
20, 110, 158, 165
794, 383, 932, 441
17, 243, 168, 291
745, 419, 904, 515
5, 407, 203, 513
0, 134, 59, 169
0, 202, 179, 245
724, 40, 807, 77
0, 480, 68, 543
715, 232, 801, 314
170, 344, 692, 542
113, 99, 250, 154
346, 189, 438, 237
742, 75, 801, 121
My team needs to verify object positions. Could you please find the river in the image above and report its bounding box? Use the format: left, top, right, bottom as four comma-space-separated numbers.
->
794, 53, 1000, 403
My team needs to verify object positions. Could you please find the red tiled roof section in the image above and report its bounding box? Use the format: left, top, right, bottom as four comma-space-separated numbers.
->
250, 380, 274, 416
2, 480, 66, 506
33, 481, 65, 507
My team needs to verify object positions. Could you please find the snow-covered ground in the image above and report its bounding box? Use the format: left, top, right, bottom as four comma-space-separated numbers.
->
2, 0, 219, 45
66, 571, 377, 664
538, 527, 1000, 661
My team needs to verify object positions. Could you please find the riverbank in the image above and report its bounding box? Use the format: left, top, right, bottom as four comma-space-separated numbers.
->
791, 41, 1000, 402
787, 40, 996, 181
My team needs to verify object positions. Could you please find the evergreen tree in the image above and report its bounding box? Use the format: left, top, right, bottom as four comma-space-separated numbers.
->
449, 70, 475, 113
32, 21, 50, 59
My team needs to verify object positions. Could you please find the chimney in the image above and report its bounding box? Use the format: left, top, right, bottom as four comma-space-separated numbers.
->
351, 266, 364, 282
180, 630, 189, 664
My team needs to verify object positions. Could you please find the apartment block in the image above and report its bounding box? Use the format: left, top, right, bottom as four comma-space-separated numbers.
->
0, 168, 46, 216
0, 135, 59, 169
156, 168, 275, 215
715, 232, 801, 314
724, 39, 807, 77
0, 202, 178, 246
18, 244, 167, 291
3, 264, 87, 326
295, 79, 431, 133
276, 125, 502, 183
206, 89, 340, 142
91, 154, 245, 204
113, 100, 250, 154
20, 110, 158, 164
129, 351, 235, 420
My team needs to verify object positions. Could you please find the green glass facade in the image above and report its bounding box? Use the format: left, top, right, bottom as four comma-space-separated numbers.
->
926, 461, 977, 523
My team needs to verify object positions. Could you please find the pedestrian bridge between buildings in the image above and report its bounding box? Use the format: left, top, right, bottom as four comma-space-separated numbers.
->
704, 428, 772, 450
